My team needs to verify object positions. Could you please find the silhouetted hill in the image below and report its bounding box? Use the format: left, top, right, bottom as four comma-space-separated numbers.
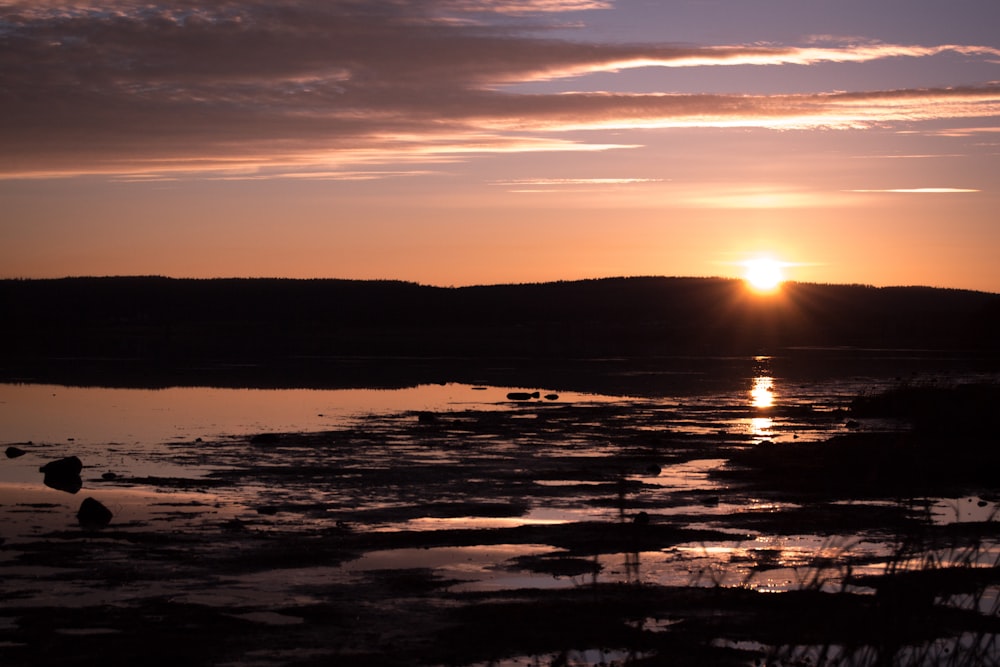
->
1, 277, 998, 370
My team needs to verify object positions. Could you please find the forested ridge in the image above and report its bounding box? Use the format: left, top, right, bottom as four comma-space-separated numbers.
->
2, 276, 998, 364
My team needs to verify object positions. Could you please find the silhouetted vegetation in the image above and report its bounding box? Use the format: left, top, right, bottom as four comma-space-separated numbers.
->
851, 381, 1000, 436
723, 382, 1000, 499
1, 277, 998, 371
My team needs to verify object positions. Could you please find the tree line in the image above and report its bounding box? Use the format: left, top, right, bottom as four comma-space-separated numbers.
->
2, 276, 998, 364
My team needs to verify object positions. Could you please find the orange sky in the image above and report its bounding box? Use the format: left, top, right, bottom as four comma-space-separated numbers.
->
2, 1, 999, 292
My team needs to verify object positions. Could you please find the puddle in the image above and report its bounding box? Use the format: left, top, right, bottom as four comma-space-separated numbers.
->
931, 496, 998, 524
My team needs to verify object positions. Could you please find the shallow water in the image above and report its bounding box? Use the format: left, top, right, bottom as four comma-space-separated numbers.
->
2, 353, 999, 665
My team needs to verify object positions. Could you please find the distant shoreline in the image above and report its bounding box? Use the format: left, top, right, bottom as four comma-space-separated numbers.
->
2, 278, 998, 381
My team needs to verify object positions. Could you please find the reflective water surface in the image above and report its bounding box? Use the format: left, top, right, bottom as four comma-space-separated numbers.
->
1, 352, 999, 665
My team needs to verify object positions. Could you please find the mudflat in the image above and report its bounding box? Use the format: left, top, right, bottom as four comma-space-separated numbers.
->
2, 377, 1000, 666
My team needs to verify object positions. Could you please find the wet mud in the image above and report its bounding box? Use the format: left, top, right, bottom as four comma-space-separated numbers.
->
2, 383, 1000, 666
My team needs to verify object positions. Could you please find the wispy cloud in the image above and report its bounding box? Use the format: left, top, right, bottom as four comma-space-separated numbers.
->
2, 1, 999, 177
920, 126, 1000, 138
519, 43, 1000, 81
847, 187, 980, 193
493, 177, 663, 185
492, 176, 664, 192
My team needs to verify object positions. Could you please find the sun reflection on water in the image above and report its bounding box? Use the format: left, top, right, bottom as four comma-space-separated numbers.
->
748, 361, 777, 440
751, 376, 775, 409
749, 416, 774, 440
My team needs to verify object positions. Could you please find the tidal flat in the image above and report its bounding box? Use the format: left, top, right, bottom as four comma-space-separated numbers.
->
2, 354, 1000, 666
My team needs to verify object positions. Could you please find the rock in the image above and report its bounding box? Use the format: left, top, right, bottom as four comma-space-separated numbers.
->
40, 456, 82, 476
5, 445, 27, 459
77, 497, 113, 529
506, 391, 541, 401
39, 456, 84, 494
417, 412, 438, 424
101, 472, 118, 481
544, 394, 559, 401
250, 433, 281, 445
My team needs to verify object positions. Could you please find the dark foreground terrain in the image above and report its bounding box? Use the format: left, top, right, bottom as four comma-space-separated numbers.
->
3, 277, 999, 665
2, 381, 999, 666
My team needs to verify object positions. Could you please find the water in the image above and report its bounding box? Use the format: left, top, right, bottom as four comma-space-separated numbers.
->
1, 352, 998, 665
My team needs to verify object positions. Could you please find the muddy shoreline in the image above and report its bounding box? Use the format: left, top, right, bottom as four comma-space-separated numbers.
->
2, 380, 1000, 666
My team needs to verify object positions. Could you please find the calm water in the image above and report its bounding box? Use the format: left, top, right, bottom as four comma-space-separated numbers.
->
0, 357, 892, 488
2, 351, 996, 504
5, 351, 980, 446
1, 352, 997, 594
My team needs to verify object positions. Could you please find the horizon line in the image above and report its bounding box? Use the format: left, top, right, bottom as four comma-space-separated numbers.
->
1, 274, 995, 295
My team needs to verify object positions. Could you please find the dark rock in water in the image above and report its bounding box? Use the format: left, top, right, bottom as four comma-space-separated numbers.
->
40, 456, 83, 476
514, 555, 601, 578
644, 464, 662, 476
42, 473, 83, 494
544, 394, 559, 401
506, 391, 541, 401
101, 472, 118, 481
77, 497, 113, 529
417, 412, 438, 424
845, 420, 861, 429
40, 456, 84, 494
5, 445, 27, 459
250, 433, 281, 445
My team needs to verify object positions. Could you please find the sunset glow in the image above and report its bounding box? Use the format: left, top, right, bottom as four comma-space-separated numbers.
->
744, 258, 786, 293
1, 1, 998, 292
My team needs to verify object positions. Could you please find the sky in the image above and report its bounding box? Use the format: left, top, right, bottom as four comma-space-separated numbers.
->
2, 0, 1000, 291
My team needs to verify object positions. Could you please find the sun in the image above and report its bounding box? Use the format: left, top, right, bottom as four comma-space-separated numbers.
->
743, 257, 785, 293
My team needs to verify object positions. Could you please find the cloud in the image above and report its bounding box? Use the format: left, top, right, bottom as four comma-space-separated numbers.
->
518, 43, 1000, 81
491, 176, 663, 192
493, 177, 662, 185
436, 0, 613, 13
921, 126, 1000, 138
847, 188, 980, 193
2, 1, 999, 177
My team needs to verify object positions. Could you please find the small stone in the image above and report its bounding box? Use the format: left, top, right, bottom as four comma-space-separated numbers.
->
40, 456, 84, 494
77, 497, 113, 529
40, 456, 83, 476
5, 445, 27, 459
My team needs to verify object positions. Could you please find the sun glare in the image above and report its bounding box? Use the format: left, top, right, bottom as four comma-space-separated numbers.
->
743, 257, 785, 293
